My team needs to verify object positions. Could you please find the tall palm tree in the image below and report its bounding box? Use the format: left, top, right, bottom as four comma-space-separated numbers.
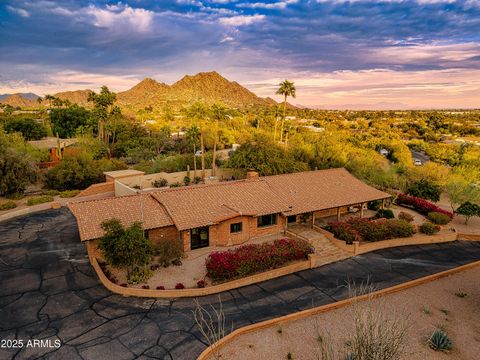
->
44, 94, 55, 109
275, 80, 296, 143
184, 102, 209, 180
186, 125, 200, 178
272, 105, 282, 142
210, 104, 228, 176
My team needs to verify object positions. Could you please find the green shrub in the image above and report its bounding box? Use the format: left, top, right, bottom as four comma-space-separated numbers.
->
367, 200, 382, 211
5, 192, 24, 200
373, 209, 394, 219
127, 266, 153, 285
420, 222, 440, 235
27, 195, 54, 206
41, 189, 60, 196
170, 182, 182, 188
427, 211, 450, 225
455, 201, 480, 225
407, 179, 441, 202
183, 176, 191, 186
428, 330, 452, 352
154, 238, 183, 267
152, 178, 168, 188
99, 219, 153, 277
0, 201, 17, 211
398, 211, 414, 222
4, 118, 48, 140
59, 190, 81, 198
329, 218, 414, 243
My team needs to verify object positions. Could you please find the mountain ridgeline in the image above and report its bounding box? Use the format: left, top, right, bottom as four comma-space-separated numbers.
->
0, 72, 280, 112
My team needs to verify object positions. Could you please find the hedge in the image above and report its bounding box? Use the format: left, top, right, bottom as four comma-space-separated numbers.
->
27, 195, 54, 206
327, 217, 415, 243
396, 194, 453, 218
206, 238, 314, 282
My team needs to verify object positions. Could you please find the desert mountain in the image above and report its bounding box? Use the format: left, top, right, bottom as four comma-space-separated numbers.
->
0, 92, 39, 101
117, 71, 276, 111
0, 93, 39, 108
54, 90, 93, 107
1, 72, 280, 111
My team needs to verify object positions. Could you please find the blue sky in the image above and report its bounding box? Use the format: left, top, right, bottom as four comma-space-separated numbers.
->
1, 0, 479, 108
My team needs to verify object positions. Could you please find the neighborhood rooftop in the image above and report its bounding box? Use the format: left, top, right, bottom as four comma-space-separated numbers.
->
69, 168, 391, 241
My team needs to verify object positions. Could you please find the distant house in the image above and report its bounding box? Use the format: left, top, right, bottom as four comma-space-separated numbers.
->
28, 137, 78, 164
379, 148, 389, 157
303, 125, 325, 133
69, 168, 391, 252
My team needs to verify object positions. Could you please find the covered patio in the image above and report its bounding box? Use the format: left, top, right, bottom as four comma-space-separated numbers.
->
285, 197, 391, 230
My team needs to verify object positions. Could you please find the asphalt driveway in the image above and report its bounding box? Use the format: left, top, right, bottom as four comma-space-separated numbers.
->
1, 208, 479, 360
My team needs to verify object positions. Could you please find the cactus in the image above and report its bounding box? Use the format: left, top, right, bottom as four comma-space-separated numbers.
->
428, 330, 452, 352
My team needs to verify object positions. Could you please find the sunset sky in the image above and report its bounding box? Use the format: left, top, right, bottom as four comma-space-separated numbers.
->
1, 0, 479, 109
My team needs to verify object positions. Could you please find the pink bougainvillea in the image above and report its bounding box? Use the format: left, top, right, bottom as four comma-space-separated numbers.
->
397, 194, 453, 218
205, 238, 314, 281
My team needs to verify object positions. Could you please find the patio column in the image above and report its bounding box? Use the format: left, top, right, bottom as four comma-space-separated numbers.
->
381, 199, 385, 209
312, 212, 316, 228
336, 207, 341, 221
360, 203, 364, 218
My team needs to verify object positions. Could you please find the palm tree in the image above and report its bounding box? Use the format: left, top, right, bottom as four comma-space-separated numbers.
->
44, 94, 55, 109
186, 125, 201, 178
210, 104, 228, 176
184, 102, 209, 180
272, 105, 282, 142
275, 80, 296, 143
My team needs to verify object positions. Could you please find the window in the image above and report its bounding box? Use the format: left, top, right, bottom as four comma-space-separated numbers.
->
230, 222, 243, 233
257, 214, 277, 227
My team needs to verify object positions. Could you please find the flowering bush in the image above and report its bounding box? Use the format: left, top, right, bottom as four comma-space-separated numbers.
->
206, 238, 314, 282
328, 217, 415, 243
175, 283, 185, 289
141, 284, 150, 289
197, 280, 206, 288
396, 194, 453, 218
156, 285, 165, 290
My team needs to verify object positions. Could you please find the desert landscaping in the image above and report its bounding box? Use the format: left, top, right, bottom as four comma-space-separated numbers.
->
211, 266, 480, 360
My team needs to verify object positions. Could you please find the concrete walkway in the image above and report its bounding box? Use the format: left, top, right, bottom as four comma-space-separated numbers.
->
1, 209, 480, 360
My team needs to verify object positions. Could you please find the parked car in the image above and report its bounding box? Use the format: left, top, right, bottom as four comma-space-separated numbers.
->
414, 159, 422, 166
195, 150, 203, 157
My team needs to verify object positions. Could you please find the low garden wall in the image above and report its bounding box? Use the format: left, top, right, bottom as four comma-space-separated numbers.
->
351, 231, 458, 255
85, 241, 314, 298
313, 224, 459, 255
196, 260, 480, 360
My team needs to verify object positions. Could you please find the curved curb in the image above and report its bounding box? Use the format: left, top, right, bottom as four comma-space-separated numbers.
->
86, 241, 313, 298
196, 260, 480, 360
86, 233, 480, 299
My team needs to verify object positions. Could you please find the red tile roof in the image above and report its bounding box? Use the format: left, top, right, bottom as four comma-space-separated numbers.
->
68, 194, 173, 241
152, 180, 290, 230
264, 168, 391, 215
69, 168, 391, 241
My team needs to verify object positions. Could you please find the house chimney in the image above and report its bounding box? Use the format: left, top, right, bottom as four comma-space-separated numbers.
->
246, 169, 259, 179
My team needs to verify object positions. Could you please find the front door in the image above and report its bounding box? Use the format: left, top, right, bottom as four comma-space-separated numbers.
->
190, 227, 209, 250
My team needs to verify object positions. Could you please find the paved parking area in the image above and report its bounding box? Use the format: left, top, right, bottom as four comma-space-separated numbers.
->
1, 208, 479, 360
